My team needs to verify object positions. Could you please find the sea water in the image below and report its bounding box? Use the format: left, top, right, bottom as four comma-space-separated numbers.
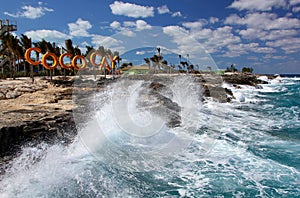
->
0, 75, 299, 197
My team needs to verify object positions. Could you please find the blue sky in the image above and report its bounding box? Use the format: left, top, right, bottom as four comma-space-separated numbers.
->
1, 0, 300, 73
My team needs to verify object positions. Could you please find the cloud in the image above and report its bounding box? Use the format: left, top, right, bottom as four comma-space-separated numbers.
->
171, 11, 183, 17
266, 37, 300, 53
228, 0, 286, 11
157, 5, 170, 14
91, 34, 125, 53
290, 0, 300, 6
209, 17, 219, 24
205, 26, 241, 53
24, 29, 71, 44
136, 20, 152, 30
110, 21, 121, 29
136, 51, 145, 55
68, 18, 92, 37
120, 29, 136, 37
292, 6, 300, 12
4, 2, 53, 19
109, 1, 154, 18
224, 43, 276, 57
109, 20, 151, 36
187, 25, 241, 54
182, 20, 208, 30
225, 13, 300, 30
239, 28, 299, 40
123, 21, 136, 27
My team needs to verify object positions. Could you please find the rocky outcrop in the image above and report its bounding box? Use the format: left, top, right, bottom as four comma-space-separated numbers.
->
0, 78, 77, 157
0, 81, 48, 100
0, 73, 267, 157
222, 73, 268, 87
139, 81, 182, 128
0, 112, 76, 156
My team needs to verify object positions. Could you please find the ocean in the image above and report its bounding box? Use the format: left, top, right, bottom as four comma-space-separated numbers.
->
0, 75, 299, 197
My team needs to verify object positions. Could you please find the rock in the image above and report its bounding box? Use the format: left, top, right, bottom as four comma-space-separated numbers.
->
137, 81, 182, 128
0, 87, 9, 94
222, 73, 268, 86
0, 92, 5, 100
15, 87, 34, 93
5, 91, 21, 99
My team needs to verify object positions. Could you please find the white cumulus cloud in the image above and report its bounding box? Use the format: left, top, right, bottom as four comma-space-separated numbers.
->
109, 1, 154, 18
110, 20, 151, 36
157, 5, 170, 14
266, 37, 300, 53
171, 11, 183, 17
136, 20, 152, 30
225, 13, 300, 30
68, 18, 92, 37
4, 2, 53, 19
110, 21, 121, 29
182, 20, 208, 30
290, 0, 300, 6
228, 0, 286, 11
24, 29, 71, 44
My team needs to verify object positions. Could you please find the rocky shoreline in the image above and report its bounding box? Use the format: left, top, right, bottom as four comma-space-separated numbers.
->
0, 73, 270, 160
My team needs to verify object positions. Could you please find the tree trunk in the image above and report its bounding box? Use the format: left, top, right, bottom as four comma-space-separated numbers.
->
93, 66, 96, 80
63, 68, 66, 81
30, 64, 34, 83
12, 56, 16, 80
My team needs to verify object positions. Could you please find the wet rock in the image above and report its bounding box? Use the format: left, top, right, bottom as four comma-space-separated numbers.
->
138, 81, 182, 128
222, 73, 268, 86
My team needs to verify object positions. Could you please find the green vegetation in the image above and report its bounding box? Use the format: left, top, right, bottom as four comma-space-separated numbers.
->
242, 67, 254, 73
0, 30, 120, 81
226, 64, 238, 72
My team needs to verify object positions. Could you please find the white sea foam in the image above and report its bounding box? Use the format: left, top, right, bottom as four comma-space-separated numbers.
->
1, 75, 300, 197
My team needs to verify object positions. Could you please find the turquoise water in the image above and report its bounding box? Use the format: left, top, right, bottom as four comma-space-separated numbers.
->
0, 76, 299, 197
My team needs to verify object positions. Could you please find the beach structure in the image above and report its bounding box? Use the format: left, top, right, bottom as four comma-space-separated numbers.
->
0, 19, 17, 73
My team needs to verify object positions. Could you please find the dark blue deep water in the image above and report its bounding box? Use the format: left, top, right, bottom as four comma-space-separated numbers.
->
0, 76, 299, 197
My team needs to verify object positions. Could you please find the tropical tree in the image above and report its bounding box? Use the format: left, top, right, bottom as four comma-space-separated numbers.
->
2, 33, 20, 79
178, 54, 182, 64
226, 64, 238, 72
157, 47, 161, 56
242, 67, 253, 73
150, 55, 160, 73
144, 58, 150, 70
19, 34, 32, 74
85, 45, 94, 57
65, 39, 75, 55
161, 60, 169, 73
34, 39, 48, 72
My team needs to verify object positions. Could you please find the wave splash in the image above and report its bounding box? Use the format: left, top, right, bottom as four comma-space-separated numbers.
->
1, 75, 300, 197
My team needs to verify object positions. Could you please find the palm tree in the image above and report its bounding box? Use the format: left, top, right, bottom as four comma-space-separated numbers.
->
65, 39, 75, 55
144, 58, 150, 70
161, 60, 168, 73
85, 45, 94, 57
65, 39, 75, 76
150, 55, 159, 73
34, 39, 48, 72
2, 34, 20, 79
19, 34, 32, 75
157, 47, 161, 56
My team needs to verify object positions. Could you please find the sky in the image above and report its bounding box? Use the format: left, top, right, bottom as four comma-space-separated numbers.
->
0, 0, 300, 74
